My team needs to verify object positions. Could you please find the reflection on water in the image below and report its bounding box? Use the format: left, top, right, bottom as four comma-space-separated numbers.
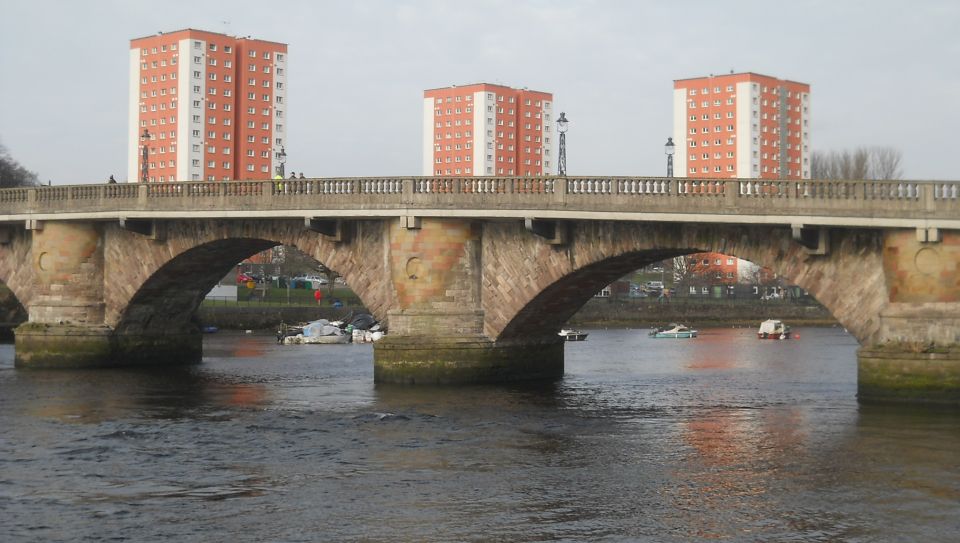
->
1, 328, 958, 542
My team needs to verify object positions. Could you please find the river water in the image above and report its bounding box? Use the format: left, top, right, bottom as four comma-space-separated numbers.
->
1, 327, 958, 542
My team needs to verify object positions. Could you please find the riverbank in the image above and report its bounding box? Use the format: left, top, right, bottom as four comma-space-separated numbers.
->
567, 298, 837, 328
196, 304, 364, 331
192, 297, 837, 331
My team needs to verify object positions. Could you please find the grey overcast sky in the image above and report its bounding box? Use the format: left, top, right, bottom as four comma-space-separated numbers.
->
1, 0, 958, 183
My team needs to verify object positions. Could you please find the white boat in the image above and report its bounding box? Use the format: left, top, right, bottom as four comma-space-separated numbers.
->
559, 329, 588, 341
283, 333, 350, 345
758, 319, 791, 339
279, 319, 350, 344
649, 323, 697, 338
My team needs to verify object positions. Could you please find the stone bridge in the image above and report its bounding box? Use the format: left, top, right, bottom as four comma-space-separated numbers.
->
0, 177, 957, 404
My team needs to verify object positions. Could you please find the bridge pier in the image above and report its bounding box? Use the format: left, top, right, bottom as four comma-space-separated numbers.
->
14, 323, 202, 368
858, 303, 960, 404
858, 348, 960, 405
855, 231, 960, 404
372, 219, 565, 384
13, 220, 202, 369
374, 336, 563, 384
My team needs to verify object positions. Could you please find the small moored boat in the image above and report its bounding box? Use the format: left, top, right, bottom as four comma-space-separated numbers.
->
649, 323, 698, 338
559, 329, 589, 341
758, 319, 791, 339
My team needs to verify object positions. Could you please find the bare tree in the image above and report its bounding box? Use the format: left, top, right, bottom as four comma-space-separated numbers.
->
810, 152, 831, 180
810, 146, 903, 180
0, 142, 39, 188
671, 256, 688, 284
872, 146, 903, 180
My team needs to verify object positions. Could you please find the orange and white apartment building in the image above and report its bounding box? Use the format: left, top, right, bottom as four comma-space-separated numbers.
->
128, 29, 288, 183
423, 84, 555, 177
672, 72, 810, 180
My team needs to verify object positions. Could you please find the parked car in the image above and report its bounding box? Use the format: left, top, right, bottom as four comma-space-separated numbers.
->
237, 273, 255, 283
291, 275, 329, 288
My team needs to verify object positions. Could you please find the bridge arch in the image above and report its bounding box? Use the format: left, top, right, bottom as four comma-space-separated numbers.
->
104, 219, 395, 333
0, 226, 38, 312
482, 222, 886, 345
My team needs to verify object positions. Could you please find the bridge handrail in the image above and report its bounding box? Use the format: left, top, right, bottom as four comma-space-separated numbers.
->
0, 177, 956, 227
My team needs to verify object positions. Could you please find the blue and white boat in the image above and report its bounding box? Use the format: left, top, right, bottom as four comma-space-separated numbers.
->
649, 323, 698, 338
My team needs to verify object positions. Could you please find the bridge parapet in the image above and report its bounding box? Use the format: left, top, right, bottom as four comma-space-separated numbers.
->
0, 177, 957, 231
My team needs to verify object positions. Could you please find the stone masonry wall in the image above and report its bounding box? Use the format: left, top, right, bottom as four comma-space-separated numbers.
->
101, 219, 394, 335
481, 221, 889, 345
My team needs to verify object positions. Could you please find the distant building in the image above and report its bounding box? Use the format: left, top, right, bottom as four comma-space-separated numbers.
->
423, 84, 554, 177
128, 29, 288, 183
672, 72, 810, 180
673, 73, 810, 292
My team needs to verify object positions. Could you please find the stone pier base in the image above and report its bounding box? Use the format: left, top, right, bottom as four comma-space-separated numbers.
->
858, 345, 960, 405
14, 323, 202, 369
373, 335, 564, 384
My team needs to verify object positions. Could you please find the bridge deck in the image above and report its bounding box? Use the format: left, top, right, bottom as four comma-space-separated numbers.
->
1, 177, 957, 230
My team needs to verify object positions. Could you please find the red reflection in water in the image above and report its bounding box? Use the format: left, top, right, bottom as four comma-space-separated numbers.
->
229, 336, 267, 358
227, 385, 267, 407
684, 331, 740, 370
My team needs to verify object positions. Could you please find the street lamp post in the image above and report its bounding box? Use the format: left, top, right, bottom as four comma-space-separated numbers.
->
557, 112, 569, 176
140, 128, 151, 182
664, 137, 675, 177
276, 146, 287, 178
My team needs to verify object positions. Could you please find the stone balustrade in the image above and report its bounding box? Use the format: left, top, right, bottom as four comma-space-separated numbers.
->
0, 177, 957, 230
